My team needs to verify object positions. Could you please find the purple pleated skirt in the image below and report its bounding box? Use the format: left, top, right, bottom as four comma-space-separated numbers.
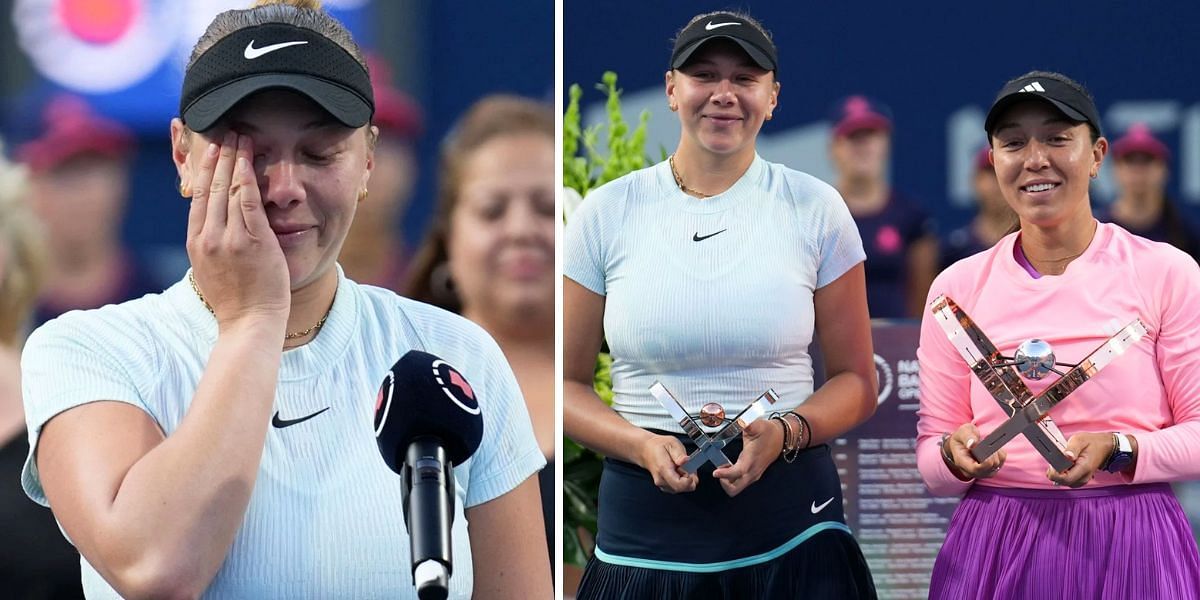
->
930, 483, 1200, 599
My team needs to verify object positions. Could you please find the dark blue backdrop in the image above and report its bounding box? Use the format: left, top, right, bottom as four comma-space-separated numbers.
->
565, 1, 1199, 231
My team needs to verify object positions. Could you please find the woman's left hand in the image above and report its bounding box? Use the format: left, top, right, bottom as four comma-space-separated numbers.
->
1046, 432, 1115, 488
713, 419, 784, 497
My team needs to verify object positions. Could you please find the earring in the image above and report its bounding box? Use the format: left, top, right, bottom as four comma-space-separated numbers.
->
1090, 170, 1098, 179
358, 189, 369, 203
430, 262, 456, 302
669, 103, 678, 112
766, 113, 774, 121
179, 180, 191, 198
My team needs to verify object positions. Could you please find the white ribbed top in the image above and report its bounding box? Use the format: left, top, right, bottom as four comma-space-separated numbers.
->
564, 155, 865, 431
20, 268, 544, 599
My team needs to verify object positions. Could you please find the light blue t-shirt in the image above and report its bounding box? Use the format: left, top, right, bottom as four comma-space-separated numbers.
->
564, 155, 866, 431
20, 268, 544, 599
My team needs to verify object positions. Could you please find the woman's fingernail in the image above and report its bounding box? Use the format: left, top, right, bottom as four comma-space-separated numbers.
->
237, 157, 249, 172
207, 143, 218, 157
965, 438, 975, 448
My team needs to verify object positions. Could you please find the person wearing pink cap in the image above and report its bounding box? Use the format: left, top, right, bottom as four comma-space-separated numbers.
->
919, 70, 1200, 598
829, 95, 938, 319
338, 54, 424, 291
939, 145, 1017, 270
1097, 123, 1200, 260
17, 95, 163, 326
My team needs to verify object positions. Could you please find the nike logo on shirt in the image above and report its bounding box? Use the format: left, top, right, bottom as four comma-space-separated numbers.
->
272, 407, 330, 428
693, 229, 727, 242
811, 497, 835, 514
244, 40, 309, 59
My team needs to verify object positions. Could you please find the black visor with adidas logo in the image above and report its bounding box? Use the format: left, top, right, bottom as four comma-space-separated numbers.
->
984, 75, 1102, 138
180, 23, 373, 132
670, 13, 777, 73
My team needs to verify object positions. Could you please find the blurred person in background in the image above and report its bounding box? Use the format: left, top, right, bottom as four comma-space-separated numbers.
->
940, 145, 1017, 270
1097, 123, 1200, 261
0, 137, 78, 598
17, 96, 161, 326
407, 95, 555, 569
338, 54, 424, 290
830, 95, 938, 319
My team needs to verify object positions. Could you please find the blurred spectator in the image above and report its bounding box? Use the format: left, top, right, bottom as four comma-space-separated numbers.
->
0, 136, 81, 599
17, 96, 161, 325
407, 95, 554, 568
339, 55, 424, 289
940, 146, 1017, 270
1097, 123, 1200, 260
829, 95, 937, 319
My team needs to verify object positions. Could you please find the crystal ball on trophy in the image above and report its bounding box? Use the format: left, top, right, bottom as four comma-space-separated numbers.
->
1014, 339, 1056, 380
699, 403, 726, 427
929, 294, 1147, 470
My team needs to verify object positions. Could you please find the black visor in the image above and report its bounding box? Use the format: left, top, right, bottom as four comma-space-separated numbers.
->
984, 75, 1101, 138
670, 13, 777, 73
180, 23, 373, 132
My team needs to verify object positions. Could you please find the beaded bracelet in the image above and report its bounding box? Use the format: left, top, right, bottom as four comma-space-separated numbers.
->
769, 412, 792, 449
1100, 432, 1120, 471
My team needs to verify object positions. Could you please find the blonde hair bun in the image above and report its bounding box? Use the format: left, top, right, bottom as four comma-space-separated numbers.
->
252, 0, 323, 9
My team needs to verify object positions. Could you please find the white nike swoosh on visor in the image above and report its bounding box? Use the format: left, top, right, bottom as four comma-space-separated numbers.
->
244, 40, 309, 59
705, 21, 740, 30
811, 497, 835, 514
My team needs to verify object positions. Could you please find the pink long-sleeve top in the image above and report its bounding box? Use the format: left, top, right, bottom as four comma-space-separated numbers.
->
916, 221, 1200, 496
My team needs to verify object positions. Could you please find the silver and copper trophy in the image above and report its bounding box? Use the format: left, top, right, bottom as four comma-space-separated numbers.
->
649, 381, 778, 473
929, 294, 1146, 470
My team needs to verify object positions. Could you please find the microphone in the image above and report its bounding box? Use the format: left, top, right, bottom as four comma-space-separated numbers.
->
374, 350, 484, 600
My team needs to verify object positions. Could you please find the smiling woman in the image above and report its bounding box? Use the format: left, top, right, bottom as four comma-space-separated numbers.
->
406, 95, 556, 569
918, 70, 1200, 599
16, 1, 550, 598
564, 9, 878, 599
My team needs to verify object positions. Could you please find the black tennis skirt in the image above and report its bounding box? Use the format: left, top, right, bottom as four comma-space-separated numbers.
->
577, 431, 877, 599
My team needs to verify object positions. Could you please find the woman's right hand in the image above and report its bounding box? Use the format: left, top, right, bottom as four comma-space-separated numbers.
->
638, 433, 699, 494
186, 132, 290, 331
942, 423, 1007, 481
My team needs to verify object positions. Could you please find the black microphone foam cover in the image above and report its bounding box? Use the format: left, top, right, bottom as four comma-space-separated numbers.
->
374, 350, 484, 472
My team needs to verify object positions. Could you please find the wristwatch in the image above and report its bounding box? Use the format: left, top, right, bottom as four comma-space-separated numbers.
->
1102, 432, 1135, 473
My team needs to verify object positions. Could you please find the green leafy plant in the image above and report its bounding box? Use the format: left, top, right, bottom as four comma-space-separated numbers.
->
563, 71, 650, 200
562, 72, 649, 567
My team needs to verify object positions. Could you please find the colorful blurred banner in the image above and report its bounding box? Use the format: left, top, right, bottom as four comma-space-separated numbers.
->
9, 0, 371, 133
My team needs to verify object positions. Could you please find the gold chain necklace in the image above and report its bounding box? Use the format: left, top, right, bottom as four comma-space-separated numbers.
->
188, 271, 332, 340
668, 155, 712, 199
1021, 245, 1085, 276
1028, 250, 1085, 264
1021, 221, 1095, 269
